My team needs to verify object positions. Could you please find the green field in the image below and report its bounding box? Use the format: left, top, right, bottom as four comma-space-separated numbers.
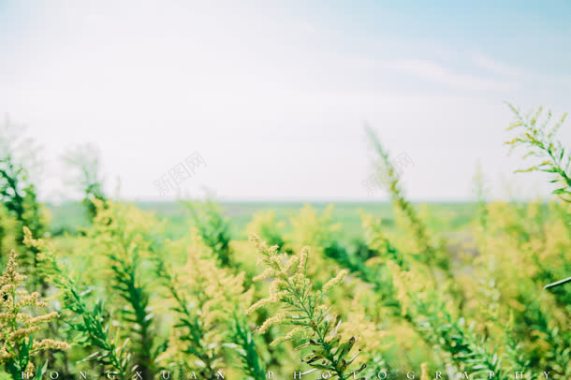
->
47, 200, 479, 242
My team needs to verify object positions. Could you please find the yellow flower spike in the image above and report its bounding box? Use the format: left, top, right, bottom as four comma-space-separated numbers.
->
252, 268, 274, 282
0, 250, 69, 373
258, 313, 287, 334
298, 247, 309, 272
270, 326, 304, 347
32, 339, 71, 353
322, 270, 348, 293
249, 241, 367, 379
247, 298, 273, 315
285, 255, 299, 275
420, 363, 429, 380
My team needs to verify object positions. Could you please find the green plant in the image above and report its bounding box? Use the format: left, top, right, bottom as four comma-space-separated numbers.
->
388, 261, 508, 380
289, 205, 340, 250
230, 315, 267, 380
152, 249, 222, 379
0, 125, 45, 246
107, 245, 156, 378
248, 236, 365, 380
365, 127, 448, 272
545, 276, 571, 289
89, 203, 161, 379
186, 200, 233, 267
506, 105, 570, 201
0, 205, 18, 266
153, 234, 265, 379
514, 295, 570, 378
472, 163, 489, 231
506, 105, 571, 295
0, 250, 69, 380
247, 211, 286, 250
0, 160, 45, 269
24, 228, 132, 378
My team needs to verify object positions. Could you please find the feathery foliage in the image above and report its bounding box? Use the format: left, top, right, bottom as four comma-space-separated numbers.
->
505, 105, 571, 312
0, 250, 69, 380
248, 236, 365, 380
388, 260, 507, 379
152, 245, 222, 378
0, 127, 45, 284
23, 228, 133, 378
365, 127, 448, 272
229, 315, 267, 380
247, 211, 286, 250
186, 200, 233, 267
88, 202, 161, 379
506, 105, 571, 201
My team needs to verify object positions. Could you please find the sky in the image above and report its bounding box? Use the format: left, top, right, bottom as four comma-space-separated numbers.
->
0, 0, 570, 202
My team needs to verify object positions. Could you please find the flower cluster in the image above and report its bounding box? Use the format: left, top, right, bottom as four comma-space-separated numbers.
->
0, 250, 69, 378
248, 235, 363, 380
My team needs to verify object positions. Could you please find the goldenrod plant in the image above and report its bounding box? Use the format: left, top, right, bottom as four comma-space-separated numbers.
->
0, 205, 18, 266
154, 233, 265, 379
0, 125, 45, 246
387, 261, 507, 380
506, 105, 570, 202
248, 235, 366, 380
0, 250, 69, 380
152, 242, 224, 378
506, 105, 571, 295
365, 127, 449, 273
288, 205, 356, 290
186, 236, 264, 379
229, 315, 267, 380
361, 211, 517, 378
247, 210, 286, 250
289, 205, 340, 250
186, 200, 234, 267
0, 151, 45, 283
88, 202, 162, 379
23, 228, 133, 379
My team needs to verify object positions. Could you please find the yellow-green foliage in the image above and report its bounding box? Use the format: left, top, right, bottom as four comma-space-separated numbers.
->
186, 200, 233, 267
23, 227, 133, 379
247, 211, 286, 249
154, 233, 265, 379
248, 235, 367, 380
87, 201, 164, 379
288, 205, 340, 250
506, 105, 570, 201
1, 104, 571, 380
0, 205, 18, 265
0, 250, 69, 380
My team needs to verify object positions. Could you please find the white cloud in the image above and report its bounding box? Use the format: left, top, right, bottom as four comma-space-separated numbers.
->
382, 58, 517, 92
471, 52, 524, 78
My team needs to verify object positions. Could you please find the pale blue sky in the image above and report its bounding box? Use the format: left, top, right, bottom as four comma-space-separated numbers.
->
1, 1, 570, 201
